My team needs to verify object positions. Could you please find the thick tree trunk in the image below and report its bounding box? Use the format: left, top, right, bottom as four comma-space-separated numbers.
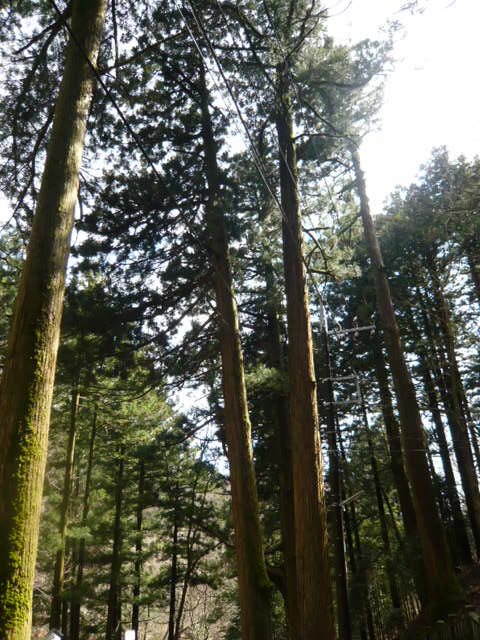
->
351, 148, 461, 615
199, 67, 272, 640
255, 135, 298, 638
70, 405, 97, 640
50, 376, 80, 629
0, 3, 107, 635
132, 458, 145, 638
106, 443, 125, 640
276, 68, 335, 640
318, 306, 352, 640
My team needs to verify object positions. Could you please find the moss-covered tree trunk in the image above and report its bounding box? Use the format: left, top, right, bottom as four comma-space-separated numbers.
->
351, 148, 462, 616
50, 375, 80, 628
276, 67, 335, 640
0, 3, 107, 637
198, 66, 272, 640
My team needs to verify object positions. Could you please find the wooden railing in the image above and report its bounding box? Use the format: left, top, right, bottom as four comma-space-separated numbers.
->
415, 609, 480, 639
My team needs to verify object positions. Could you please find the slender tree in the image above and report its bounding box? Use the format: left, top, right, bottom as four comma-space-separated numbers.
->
50, 374, 81, 629
351, 147, 462, 615
318, 304, 352, 640
106, 442, 125, 640
275, 67, 335, 639
70, 404, 98, 640
199, 64, 273, 640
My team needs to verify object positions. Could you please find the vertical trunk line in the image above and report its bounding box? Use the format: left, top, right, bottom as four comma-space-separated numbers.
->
70, 404, 97, 640
198, 64, 272, 640
0, 2, 108, 635
50, 374, 80, 629
276, 66, 335, 640
132, 457, 145, 637
351, 147, 461, 615
318, 306, 352, 640
106, 442, 125, 640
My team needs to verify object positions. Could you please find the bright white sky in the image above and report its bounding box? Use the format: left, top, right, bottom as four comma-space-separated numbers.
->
1, 0, 478, 220
327, 0, 480, 213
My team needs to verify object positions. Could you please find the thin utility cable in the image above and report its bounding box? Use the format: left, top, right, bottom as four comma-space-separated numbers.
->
182, 0, 334, 317
178, 0, 288, 227
213, 0, 332, 273
212, 0, 348, 330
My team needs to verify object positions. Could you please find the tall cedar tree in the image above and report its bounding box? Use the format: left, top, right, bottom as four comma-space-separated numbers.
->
0, 2, 108, 637
276, 66, 335, 640
351, 148, 462, 616
199, 64, 273, 640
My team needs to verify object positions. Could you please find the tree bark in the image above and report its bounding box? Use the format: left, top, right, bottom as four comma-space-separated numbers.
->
199, 66, 272, 640
406, 300, 472, 566
276, 67, 335, 640
106, 443, 125, 640
70, 405, 97, 640
351, 148, 461, 615
0, 3, 107, 635
50, 375, 80, 629
256, 129, 299, 638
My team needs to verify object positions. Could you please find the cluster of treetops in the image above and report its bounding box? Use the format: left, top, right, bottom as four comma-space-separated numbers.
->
0, 0, 478, 639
